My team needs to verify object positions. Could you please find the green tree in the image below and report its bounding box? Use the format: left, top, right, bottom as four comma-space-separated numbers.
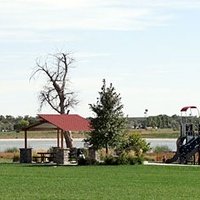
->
14, 119, 29, 132
120, 133, 150, 156
87, 79, 126, 154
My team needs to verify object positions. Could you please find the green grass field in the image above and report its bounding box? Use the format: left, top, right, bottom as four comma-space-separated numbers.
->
0, 164, 200, 200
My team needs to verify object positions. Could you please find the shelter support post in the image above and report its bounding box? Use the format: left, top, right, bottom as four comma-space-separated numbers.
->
57, 129, 60, 148
20, 148, 32, 163
61, 130, 64, 149
20, 130, 32, 163
198, 147, 200, 165
54, 148, 70, 164
25, 130, 27, 149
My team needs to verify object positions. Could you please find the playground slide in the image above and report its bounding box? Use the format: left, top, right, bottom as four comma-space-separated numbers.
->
166, 136, 200, 163
165, 152, 179, 163
165, 136, 185, 163
179, 137, 200, 162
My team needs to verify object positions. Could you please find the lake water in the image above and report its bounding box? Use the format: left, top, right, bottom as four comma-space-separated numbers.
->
146, 138, 176, 152
0, 138, 177, 152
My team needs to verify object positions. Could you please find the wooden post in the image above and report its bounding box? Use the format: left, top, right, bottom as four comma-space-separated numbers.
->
25, 130, 27, 149
198, 147, 200, 165
57, 129, 60, 148
61, 130, 64, 149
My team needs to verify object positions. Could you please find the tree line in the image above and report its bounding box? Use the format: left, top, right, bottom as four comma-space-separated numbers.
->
0, 115, 38, 132
0, 114, 182, 133
127, 114, 181, 130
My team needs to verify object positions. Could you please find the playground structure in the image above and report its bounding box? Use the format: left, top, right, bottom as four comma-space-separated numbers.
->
166, 106, 200, 164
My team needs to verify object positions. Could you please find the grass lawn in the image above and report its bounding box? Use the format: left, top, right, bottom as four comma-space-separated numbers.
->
0, 164, 200, 200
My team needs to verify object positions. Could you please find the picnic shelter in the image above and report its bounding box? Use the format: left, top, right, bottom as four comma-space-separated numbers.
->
20, 114, 91, 164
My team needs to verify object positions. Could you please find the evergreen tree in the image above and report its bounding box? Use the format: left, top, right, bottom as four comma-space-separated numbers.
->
88, 79, 126, 154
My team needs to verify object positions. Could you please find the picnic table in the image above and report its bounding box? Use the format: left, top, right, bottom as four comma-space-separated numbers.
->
33, 152, 55, 163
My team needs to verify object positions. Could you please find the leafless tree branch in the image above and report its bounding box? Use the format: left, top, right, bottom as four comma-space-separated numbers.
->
31, 52, 78, 114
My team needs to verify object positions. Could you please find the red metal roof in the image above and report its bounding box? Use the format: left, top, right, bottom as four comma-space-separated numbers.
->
38, 114, 91, 131
180, 106, 197, 112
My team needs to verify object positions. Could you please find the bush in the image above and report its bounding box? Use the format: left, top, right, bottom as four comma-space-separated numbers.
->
134, 156, 144, 164
104, 155, 119, 165
119, 133, 151, 156
13, 154, 20, 162
118, 154, 129, 165
78, 157, 99, 165
119, 153, 144, 165
103, 154, 144, 165
153, 145, 171, 153
4, 147, 19, 153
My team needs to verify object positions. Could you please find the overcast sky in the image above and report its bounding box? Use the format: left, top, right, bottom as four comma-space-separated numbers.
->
1, 0, 200, 117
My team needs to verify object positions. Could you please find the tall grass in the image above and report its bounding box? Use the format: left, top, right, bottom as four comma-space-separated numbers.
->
0, 147, 20, 162
4, 147, 19, 153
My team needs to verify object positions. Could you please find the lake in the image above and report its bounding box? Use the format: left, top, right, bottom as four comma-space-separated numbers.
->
0, 138, 177, 152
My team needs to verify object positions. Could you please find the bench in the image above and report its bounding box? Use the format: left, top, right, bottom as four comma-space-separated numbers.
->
32, 156, 43, 163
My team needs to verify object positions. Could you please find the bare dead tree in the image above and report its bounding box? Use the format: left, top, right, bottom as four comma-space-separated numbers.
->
31, 52, 78, 114
30, 52, 79, 148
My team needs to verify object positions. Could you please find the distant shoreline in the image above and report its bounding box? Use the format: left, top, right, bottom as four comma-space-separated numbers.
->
0, 138, 85, 141
0, 138, 176, 141
0, 138, 177, 152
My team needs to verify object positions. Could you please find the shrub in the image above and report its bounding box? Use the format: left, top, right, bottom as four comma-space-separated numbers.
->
103, 153, 144, 165
119, 133, 151, 156
118, 154, 129, 165
78, 157, 99, 165
13, 154, 20, 162
4, 147, 19, 153
119, 152, 144, 165
134, 156, 144, 164
153, 145, 171, 153
104, 155, 119, 165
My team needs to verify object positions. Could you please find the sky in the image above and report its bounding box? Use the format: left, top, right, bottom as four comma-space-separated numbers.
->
1, 0, 200, 118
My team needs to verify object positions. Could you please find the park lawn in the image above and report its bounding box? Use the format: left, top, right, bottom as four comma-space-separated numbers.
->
0, 164, 200, 200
